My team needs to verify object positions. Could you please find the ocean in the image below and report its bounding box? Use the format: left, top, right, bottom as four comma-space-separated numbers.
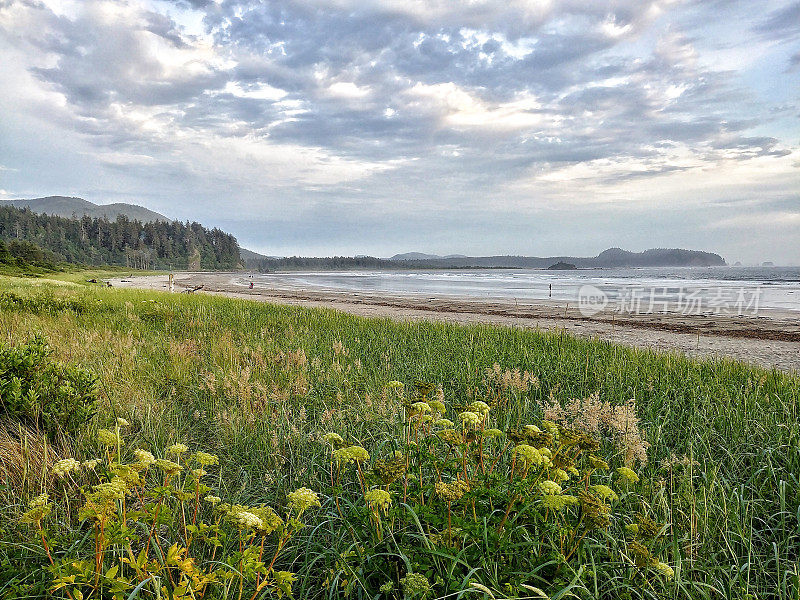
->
255, 266, 800, 313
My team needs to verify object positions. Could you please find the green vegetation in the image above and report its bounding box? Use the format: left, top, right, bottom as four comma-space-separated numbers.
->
0, 274, 797, 599
248, 255, 403, 271
0, 238, 62, 275
0, 205, 241, 270
0, 336, 98, 437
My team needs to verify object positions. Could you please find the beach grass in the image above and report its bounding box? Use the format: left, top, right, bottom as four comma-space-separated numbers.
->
0, 273, 797, 599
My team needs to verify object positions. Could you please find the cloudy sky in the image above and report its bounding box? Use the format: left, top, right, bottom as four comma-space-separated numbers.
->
0, 0, 798, 263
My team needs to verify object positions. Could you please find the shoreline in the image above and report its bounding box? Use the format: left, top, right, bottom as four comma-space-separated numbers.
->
112, 272, 800, 373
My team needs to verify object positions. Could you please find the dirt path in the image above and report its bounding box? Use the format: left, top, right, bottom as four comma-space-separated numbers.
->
112, 273, 800, 374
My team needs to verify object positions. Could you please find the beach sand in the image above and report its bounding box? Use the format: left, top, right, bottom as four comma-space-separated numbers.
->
111, 272, 800, 373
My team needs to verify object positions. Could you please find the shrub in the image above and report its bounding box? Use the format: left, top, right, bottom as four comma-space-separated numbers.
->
0, 336, 98, 437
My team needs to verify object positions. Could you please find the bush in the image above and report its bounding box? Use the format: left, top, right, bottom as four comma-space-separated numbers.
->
0, 336, 98, 437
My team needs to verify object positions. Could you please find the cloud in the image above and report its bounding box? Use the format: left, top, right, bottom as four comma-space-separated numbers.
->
27, 4, 228, 110
752, 1, 800, 40
0, 0, 798, 263
710, 210, 800, 230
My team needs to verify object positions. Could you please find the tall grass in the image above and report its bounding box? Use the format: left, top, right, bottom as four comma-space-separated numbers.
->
0, 274, 798, 599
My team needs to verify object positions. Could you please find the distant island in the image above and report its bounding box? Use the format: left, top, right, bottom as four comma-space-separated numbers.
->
548, 262, 577, 270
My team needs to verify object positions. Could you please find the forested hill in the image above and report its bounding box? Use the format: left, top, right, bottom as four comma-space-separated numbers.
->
3, 196, 169, 223
0, 205, 241, 270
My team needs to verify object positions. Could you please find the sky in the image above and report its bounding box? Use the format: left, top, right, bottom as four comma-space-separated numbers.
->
0, 0, 798, 263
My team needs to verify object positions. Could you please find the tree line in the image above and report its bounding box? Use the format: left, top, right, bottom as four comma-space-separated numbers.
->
244, 255, 504, 271
0, 238, 59, 270
247, 256, 392, 271
0, 206, 241, 270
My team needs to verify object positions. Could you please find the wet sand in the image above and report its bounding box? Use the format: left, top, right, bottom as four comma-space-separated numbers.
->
112, 272, 800, 373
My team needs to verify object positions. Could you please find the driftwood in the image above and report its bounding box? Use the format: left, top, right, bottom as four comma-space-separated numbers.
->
182, 285, 204, 294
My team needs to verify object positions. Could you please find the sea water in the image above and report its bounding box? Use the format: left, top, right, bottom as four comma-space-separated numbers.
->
254, 266, 800, 313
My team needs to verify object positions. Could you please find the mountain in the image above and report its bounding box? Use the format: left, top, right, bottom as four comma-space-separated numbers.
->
240, 248, 267, 262
386, 248, 726, 268
239, 248, 283, 262
3, 196, 170, 223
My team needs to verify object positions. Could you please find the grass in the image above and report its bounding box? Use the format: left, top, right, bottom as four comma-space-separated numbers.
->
0, 272, 798, 599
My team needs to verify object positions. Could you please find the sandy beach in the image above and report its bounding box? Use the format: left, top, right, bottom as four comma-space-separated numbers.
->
112, 272, 800, 373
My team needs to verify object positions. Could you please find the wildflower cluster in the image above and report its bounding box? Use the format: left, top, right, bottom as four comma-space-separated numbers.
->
365, 489, 392, 514
322, 379, 674, 598
16, 368, 676, 600
434, 479, 470, 502
51, 458, 81, 478
96, 428, 118, 447
287, 487, 322, 515
400, 572, 432, 598
323, 432, 346, 448
331, 444, 370, 464
617, 466, 640, 483
133, 448, 155, 465
19, 427, 319, 600
458, 410, 482, 428
515, 444, 547, 467
19, 493, 52, 526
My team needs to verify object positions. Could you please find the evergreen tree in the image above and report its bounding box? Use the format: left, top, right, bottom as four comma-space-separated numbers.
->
0, 206, 242, 270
